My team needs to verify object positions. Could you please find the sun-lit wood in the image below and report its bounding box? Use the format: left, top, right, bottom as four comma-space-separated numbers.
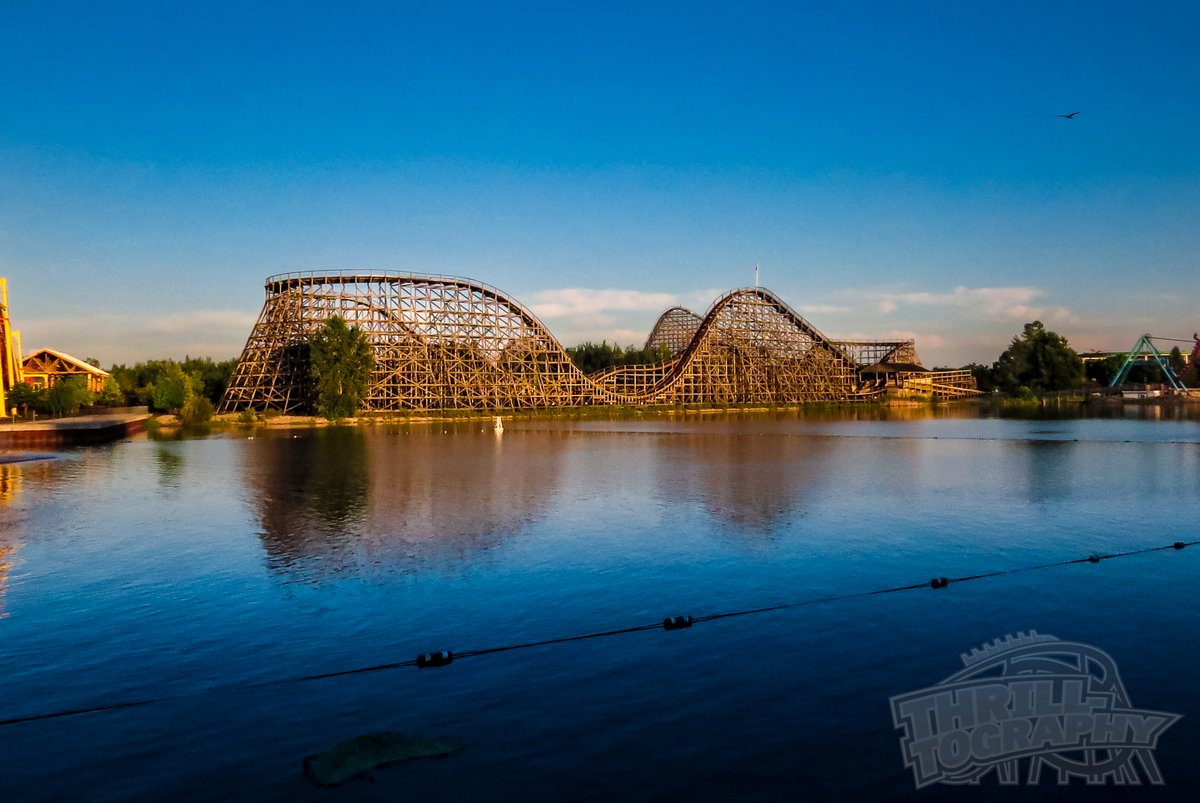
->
219, 272, 977, 413
20, 348, 110, 394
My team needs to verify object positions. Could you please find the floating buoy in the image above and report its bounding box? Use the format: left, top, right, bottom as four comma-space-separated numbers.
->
663, 615, 694, 630
1087, 554, 1101, 564
930, 577, 949, 589
1173, 541, 1187, 550
416, 650, 454, 669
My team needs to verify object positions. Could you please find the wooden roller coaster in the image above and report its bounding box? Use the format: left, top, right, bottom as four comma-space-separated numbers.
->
219, 272, 978, 413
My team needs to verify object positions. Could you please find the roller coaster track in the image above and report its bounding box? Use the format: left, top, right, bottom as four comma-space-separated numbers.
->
645, 306, 703, 354
220, 272, 977, 413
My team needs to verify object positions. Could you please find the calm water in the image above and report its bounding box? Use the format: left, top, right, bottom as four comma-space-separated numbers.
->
2, 406, 1199, 801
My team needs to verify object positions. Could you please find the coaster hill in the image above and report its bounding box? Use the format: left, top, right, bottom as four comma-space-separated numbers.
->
219, 272, 979, 413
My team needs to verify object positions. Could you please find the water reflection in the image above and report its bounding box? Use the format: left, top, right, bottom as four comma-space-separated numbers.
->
306, 430, 370, 529
0, 539, 11, 617
242, 429, 369, 579
241, 426, 566, 581
652, 430, 835, 532
0, 463, 18, 617
1017, 439, 1078, 503
0, 459, 57, 616
153, 444, 185, 489
0, 461, 20, 504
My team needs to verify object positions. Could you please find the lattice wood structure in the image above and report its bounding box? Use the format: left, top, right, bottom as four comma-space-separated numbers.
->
220, 272, 976, 413
644, 306, 703, 355
896, 370, 980, 398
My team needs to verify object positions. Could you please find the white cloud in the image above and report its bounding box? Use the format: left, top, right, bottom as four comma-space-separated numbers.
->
796, 304, 851, 315
682, 288, 725, 310
16, 310, 257, 364
529, 288, 678, 318
609, 328, 651, 345
877, 285, 1076, 323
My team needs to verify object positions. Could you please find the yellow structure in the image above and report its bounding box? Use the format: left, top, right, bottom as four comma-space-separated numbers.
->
1, 278, 26, 417
21, 348, 110, 394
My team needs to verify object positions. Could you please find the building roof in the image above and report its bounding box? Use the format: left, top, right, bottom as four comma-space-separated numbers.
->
22, 347, 110, 377
860, 362, 928, 374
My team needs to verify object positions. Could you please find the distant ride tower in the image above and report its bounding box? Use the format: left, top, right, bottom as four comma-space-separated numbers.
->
1109, 334, 1189, 394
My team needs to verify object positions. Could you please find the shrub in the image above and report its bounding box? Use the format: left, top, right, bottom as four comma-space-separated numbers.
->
180, 395, 215, 426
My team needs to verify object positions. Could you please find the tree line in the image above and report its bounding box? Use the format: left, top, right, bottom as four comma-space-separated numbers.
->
565, 341, 673, 373
6, 356, 237, 423
4, 318, 377, 422
966, 321, 1199, 396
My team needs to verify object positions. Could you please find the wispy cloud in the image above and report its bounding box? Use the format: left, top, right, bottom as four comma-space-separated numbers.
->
877, 286, 1075, 323
796, 303, 851, 315
681, 288, 725, 311
529, 288, 678, 318
17, 310, 256, 364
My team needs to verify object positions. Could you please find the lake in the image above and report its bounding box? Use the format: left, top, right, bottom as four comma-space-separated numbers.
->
2, 404, 1199, 801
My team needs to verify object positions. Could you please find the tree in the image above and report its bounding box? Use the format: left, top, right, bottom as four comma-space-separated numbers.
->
180, 395, 214, 426
1084, 354, 1125, 386
993, 321, 1084, 394
98, 376, 126, 407
964, 362, 998, 393
46, 376, 95, 415
108, 357, 236, 407
151, 363, 192, 413
180, 356, 238, 403
1169, 346, 1186, 376
309, 316, 374, 418
4, 382, 45, 414
566, 341, 672, 373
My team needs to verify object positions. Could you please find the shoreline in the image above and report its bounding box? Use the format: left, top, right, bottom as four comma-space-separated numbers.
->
157, 393, 1200, 431
194, 398, 933, 429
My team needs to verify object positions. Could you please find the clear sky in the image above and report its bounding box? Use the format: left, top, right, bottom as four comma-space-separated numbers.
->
2, 0, 1197, 367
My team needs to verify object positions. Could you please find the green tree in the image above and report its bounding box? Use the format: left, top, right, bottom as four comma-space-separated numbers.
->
46, 376, 95, 415
1084, 354, 1125, 386
4, 382, 46, 414
993, 321, 1084, 394
309, 315, 374, 418
108, 357, 234, 407
964, 362, 998, 392
1169, 346, 1186, 376
566, 341, 672, 373
97, 375, 126, 407
151, 362, 192, 413
1184, 365, 1200, 389
180, 356, 238, 403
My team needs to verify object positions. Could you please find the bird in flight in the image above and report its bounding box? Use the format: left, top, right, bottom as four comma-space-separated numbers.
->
1056, 111, 1080, 119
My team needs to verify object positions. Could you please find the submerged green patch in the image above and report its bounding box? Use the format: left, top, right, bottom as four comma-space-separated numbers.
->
302, 731, 467, 787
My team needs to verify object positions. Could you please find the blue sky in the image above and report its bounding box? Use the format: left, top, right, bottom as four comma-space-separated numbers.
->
1, 0, 1197, 366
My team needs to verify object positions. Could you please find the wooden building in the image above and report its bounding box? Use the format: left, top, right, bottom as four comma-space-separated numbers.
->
21, 348, 110, 393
